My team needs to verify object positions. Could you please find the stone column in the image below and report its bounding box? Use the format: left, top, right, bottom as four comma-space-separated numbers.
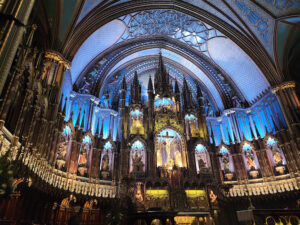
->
273, 81, 300, 134
0, 0, 35, 95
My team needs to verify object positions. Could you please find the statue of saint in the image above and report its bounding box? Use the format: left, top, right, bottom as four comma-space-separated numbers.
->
222, 154, 230, 173
190, 119, 199, 137
78, 145, 88, 167
58, 141, 68, 160
175, 150, 182, 167
197, 154, 206, 169
245, 151, 256, 170
272, 145, 283, 166
101, 151, 110, 171
130, 116, 144, 134
132, 151, 144, 172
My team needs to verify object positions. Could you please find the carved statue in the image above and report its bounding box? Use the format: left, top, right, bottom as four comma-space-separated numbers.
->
134, 182, 144, 202
132, 150, 144, 172
245, 151, 256, 170
101, 151, 110, 171
272, 145, 283, 166
197, 154, 206, 169
130, 116, 144, 134
222, 154, 230, 173
189, 119, 199, 137
78, 144, 88, 167
209, 190, 217, 204
58, 141, 68, 160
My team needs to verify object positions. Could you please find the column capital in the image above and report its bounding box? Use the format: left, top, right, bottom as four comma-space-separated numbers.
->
272, 81, 295, 93
44, 50, 70, 69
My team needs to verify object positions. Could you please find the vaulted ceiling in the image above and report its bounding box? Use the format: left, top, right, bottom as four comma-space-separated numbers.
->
35, 0, 300, 111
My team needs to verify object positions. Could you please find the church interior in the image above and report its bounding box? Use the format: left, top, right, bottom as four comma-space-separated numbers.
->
0, 0, 300, 224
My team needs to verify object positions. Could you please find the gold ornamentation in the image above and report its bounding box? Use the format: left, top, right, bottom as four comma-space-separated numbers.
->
44, 50, 70, 69
272, 81, 295, 93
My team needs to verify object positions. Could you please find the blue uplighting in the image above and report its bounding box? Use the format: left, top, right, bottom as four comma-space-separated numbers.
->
267, 137, 277, 146
104, 141, 112, 150
82, 135, 91, 144
219, 146, 229, 154
185, 114, 196, 120
195, 144, 206, 152
63, 126, 72, 135
242, 143, 252, 151
132, 140, 144, 150
154, 97, 174, 108
130, 109, 143, 117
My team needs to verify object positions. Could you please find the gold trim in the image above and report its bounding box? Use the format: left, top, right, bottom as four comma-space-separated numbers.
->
272, 81, 295, 93
45, 50, 70, 69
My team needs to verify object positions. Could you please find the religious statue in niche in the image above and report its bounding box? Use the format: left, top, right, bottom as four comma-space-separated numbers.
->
272, 146, 283, 165
101, 151, 110, 172
78, 145, 88, 176
100, 142, 113, 180
245, 151, 256, 171
157, 129, 184, 170
222, 154, 230, 173
189, 118, 199, 137
220, 149, 233, 180
243, 144, 259, 179
134, 182, 144, 204
208, 189, 218, 209
197, 155, 206, 169
267, 138, 286, 175
56, 126, 71, 170
132, 150, 144, 173
130, 109, 144, 135
130, 140, 145, 174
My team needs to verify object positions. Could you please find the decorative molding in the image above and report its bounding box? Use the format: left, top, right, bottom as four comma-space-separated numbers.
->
272, 81, 295, 93
45, 50, 70, 69
227, 176, 299, 197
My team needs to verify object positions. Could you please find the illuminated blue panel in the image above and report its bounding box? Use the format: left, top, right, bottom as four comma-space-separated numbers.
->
104, 141, 112, 150
103, 117, 110, 139
185, 114, 196, 120
70, 20, 126, 83
63, 126, 71, 135
242, 143, 252, 151
195, 144, 206, 152
130, 109, 143, 117
219, 146, 229, 154
267, 137, 277, 146
207, 37, 270, 102
154, 98, 174, 108
83, 135, 91, 144
132, 140, 144, 150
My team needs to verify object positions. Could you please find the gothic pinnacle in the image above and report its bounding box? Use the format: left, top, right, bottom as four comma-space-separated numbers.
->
148, 75, 153, 91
